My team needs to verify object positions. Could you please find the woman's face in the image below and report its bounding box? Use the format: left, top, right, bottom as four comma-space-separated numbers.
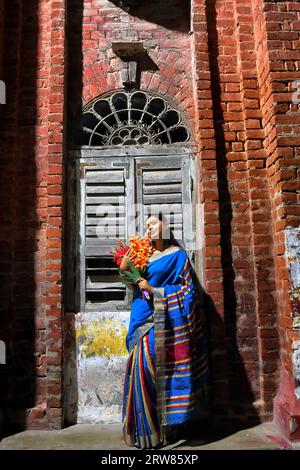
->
145, 216, 163, 241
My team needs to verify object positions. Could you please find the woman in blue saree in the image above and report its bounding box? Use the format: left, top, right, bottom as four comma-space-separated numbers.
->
120, 213, 209, 449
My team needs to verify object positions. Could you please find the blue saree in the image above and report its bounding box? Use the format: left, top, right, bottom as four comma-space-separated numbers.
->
122, 246, 209, 449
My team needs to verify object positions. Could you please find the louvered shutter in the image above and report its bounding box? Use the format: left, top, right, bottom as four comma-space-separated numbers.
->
74, 152, 194, 312
77, 158, 134, 311
135, 155, 194, 256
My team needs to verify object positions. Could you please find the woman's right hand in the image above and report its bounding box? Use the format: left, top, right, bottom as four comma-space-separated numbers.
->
119, 249, 137, 271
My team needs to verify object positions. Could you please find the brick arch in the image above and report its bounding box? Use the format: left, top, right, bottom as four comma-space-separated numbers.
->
82, 61, 121, 105
141, 49, 196, 133
81, 47, 196, 135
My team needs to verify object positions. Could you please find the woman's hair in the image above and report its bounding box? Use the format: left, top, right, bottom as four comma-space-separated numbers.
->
146, 211, 183, 249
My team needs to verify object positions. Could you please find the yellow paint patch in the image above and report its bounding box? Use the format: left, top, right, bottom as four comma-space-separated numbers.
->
76, 319, 128, 358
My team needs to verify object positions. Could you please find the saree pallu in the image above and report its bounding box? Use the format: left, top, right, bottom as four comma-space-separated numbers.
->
122, 247, 209, 449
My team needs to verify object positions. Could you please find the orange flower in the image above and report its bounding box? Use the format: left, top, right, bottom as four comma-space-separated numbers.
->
127, 235, 154, 270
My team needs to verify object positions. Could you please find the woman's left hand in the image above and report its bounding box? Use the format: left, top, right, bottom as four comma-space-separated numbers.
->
137, 278, 154, 294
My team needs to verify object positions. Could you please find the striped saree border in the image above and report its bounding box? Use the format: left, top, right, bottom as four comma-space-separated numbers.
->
122, 332, 161, 449
152, 257, 209, 430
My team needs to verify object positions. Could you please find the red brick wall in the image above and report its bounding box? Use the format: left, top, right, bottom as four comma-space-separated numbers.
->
192, 0, 279, 422
232, 0, 279, 419
0, 0, 66, 431
45, 0, 66, 430
191, 0, 229, 417
252, 0, 300, 440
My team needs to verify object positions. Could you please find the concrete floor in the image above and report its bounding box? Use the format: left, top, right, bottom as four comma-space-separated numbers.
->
0, 422, 300, 450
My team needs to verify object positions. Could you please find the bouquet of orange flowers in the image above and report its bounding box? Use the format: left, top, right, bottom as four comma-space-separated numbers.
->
110, 236, 154, 300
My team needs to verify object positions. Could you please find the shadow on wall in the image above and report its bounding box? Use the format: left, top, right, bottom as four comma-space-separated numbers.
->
203, 0, 260, 432
186, 275, 260, 445
109, 0, 191, 33
0, 1, 38, 436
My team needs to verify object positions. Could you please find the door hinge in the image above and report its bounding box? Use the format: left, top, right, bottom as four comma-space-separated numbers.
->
113, 161, 130, 179
80, 162, 96, 179
136, 161, 151, 176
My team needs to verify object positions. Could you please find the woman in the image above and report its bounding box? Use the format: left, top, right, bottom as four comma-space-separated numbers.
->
120, 213, 209, 449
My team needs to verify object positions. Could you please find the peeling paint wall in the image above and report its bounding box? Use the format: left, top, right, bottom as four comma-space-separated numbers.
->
64, 312, 129, 424
285, 227, 300, 399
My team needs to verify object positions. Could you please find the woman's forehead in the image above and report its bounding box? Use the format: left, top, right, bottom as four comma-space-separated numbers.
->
146, 216, 159, 225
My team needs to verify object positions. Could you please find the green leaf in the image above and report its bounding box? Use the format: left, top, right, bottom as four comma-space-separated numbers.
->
120, 271, 137, 283
126, 260, 141, 277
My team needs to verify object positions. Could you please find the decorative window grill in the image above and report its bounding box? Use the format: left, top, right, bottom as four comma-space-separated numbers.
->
79, 90, 191, 146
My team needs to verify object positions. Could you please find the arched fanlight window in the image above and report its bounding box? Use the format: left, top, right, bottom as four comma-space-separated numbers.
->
78, 90, 191, 146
